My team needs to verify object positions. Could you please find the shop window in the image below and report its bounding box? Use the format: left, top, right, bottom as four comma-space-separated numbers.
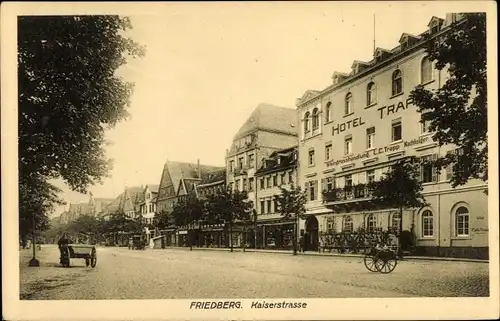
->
367, 81, 377, 105
421, 210, 434, 237
342, 215, 353, 233
345, 92, 353, 115
391, 212, 401, 230
366, 214, 376, 233
391, 119, 402, 141
391, 69, 403, 96
456, 206, 470, 236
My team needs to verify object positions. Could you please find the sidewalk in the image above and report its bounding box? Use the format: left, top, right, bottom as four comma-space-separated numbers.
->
160, 246, 489, 263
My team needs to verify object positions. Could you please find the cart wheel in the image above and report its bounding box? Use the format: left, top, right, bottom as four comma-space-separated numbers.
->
90, 248, 97, 268
363, 255, 378, 272
375, 256, 397, 274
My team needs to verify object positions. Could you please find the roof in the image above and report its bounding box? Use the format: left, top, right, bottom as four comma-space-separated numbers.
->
256, 146, 298, 176
145, 184, 159, 193
100, 186, 144, 215
159, 161, 225, 199
233, 103, 298, 140
199, 169, 226, 185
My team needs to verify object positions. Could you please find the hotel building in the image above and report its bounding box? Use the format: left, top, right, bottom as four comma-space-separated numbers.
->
295, 13, 488, 259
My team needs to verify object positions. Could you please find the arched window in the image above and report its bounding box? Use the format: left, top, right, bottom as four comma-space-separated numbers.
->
325, 102, 332, 123
304, 112, 310, 132
342, 215, 353, 233
366, 214, 376, 233
312, 108, 319, 130
367, 82, 377, 106
421, 210, 434, 237
421, 56, 433, 84
345, 92, 353, 115
392, 69, 403, 96
455, 206, 470, 236
391, 212, 401, 230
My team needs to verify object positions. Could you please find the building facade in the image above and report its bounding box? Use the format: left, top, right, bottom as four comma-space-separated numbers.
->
254, 146, 298, 249
296, 13, 488, 258
225, 103, 299, 246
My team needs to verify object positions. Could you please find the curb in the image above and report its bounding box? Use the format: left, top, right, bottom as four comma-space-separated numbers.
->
160, 246, 489, 263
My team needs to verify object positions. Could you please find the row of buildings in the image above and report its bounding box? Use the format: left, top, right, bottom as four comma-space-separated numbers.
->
57, 13, 488, 258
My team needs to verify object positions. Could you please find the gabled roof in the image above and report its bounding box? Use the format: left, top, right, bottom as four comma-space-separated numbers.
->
351, 60, 371, 68
374, 47, 392, 56
145, 184, 159, 193
299, 90, 321, 102
427, 16, 444, 27
399, 33, 421, 43
159, 161, 225, 199
233, 103, 298, 140
199, 169, 226, 185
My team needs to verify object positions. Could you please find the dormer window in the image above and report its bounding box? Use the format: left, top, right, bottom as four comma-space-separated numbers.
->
428, 17, 444, 34
277, 157, 281, 165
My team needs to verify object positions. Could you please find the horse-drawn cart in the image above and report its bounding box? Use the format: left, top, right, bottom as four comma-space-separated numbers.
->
59, 244, 97, 268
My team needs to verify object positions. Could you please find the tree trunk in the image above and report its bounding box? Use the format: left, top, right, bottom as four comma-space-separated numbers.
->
293, 214, 298, 255
229, 221, 233, 252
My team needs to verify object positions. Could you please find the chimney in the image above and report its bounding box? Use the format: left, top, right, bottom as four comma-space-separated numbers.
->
197, 159, 201, 178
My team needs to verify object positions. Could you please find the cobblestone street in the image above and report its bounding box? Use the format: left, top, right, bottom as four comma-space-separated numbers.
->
20, 245, 489, 300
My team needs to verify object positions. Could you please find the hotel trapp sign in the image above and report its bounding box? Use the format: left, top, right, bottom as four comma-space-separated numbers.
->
332, 97, 415, 136
326, 136, 429, 167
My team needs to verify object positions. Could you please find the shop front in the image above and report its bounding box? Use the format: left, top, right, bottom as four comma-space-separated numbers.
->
257, 219, 295, 250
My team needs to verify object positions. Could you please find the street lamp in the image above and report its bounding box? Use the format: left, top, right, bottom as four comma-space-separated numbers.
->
28, 211, 40, 267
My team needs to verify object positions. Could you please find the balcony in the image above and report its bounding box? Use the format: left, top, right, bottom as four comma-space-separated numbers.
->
322, 184, 376, 211
233, 168, 247, 176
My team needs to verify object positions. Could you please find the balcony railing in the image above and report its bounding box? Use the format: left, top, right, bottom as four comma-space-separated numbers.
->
322, 184, 374, 203
234, 168, 247, 176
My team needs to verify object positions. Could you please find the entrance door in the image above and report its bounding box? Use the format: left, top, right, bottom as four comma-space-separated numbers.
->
305, 216, 319, 251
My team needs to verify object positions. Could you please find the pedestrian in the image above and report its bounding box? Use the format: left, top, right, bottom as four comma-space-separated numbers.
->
299, 235, 305, 253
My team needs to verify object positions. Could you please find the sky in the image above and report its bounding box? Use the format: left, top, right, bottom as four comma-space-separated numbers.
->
52, 2, 453, 216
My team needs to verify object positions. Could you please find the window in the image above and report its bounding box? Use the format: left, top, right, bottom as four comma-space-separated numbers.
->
421, 115, 431, 134
391, 212, 401, 230
248, 154, 255, 168
342, 215, 353, 233
420, 154, 438, 183
149, 204, 152, 213
391, 119, 402, 141
308, 149, 315, 166
235, 179, 240, 191
366, 170, 375, 184
288, 171, 294, 184
344, 136, 353, 155
421, 210, 434, 237
229, 160, 235, 172
260, 200, 265, 214
421, 56, 433, 84
273, 175, 278, 187
325, 143, 332, 161
266, 200, 272, 213
312, 108, 319, 130
367, 82, 377, 105
242, 178, 248, 191
304, 112, 310, 132
456, 207, 470, 236
266, 177, 271, 188
366, 214, 376, 233
345, 175, 353, 188
306, 181, 317, 201
260, 178, 265, 190
325, 102, 332, 122
249, 178, 254, 191
280, 173, 286, 185
274, 199, 279, 213
238, 157, 244, 169
345, 93, 353, 115
391, 69, 403, 96
366, 127, 375, 149
325, 177, 335, 190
